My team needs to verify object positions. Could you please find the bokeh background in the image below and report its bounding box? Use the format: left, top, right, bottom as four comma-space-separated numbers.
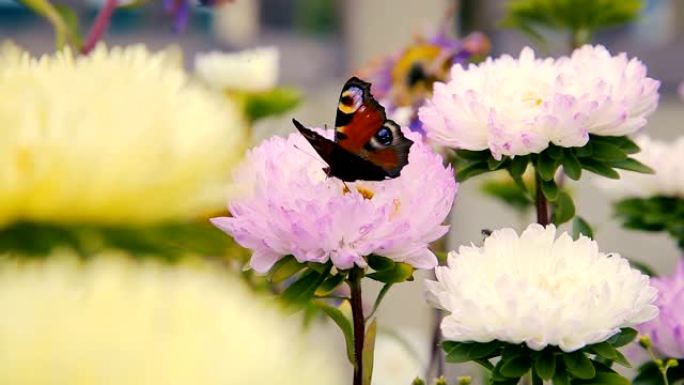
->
2, 0, 682, 381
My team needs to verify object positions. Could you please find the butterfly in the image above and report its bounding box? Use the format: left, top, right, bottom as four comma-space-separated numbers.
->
292, 77, 414, 182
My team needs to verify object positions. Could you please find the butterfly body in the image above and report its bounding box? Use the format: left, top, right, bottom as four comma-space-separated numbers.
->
294, 77, 413, 182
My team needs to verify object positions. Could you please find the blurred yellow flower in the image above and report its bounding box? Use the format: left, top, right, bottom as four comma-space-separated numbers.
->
0, 253, 343, 385
0, 44, 246, 226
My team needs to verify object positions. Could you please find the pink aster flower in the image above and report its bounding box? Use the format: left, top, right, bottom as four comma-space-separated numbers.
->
639, 260, 684, 358
419, 45, 660, 159
211, 130, 457, 273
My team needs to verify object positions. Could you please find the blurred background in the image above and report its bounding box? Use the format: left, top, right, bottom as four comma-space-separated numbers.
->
1, 0, 683, 381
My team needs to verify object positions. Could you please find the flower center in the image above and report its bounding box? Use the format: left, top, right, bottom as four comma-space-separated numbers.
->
342, 185, 375, 200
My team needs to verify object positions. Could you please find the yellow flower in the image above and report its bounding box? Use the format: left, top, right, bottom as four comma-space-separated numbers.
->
0, 253, 343, 385
0, 44, 247, 226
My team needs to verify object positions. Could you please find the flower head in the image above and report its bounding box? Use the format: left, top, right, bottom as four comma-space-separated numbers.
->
597, 135, 684, 199
194, 47, 279, 92
0, 44, 246, 226
419, 45, 659, 159
638, 260, 684, 358
0, 253, 342, 385
426, 224, 658, 352
211, 129, 457, 272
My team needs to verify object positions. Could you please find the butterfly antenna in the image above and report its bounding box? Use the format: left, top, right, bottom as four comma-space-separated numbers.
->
293, 143, 328, 167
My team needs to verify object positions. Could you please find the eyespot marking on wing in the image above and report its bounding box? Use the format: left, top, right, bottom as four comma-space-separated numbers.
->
338, 86, 364, 115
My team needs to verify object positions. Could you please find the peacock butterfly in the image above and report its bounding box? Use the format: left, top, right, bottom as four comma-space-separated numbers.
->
293, 77, 413, 182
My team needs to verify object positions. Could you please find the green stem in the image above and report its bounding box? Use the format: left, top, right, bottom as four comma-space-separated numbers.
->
535, 172, 550, 226
644, 341, 671, 385
349, 267, 365, 385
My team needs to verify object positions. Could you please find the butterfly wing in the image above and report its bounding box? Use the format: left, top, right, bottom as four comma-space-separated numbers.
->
334, 77, 413, 177
292, 119, 389, 182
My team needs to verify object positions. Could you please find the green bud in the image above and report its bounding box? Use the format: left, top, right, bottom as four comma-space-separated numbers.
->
639, 335, 652, 349
666, 359, 679, 368
434, 376, 448, 385
458, 376, 472, 385
412, 377, 426, 385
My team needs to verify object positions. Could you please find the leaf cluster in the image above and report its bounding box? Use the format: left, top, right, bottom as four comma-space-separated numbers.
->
0, 220, 246, 261
442, 328, 638, 385
614, 196, 684, 250
272, 254, 415, 309
454, 136, 651, 225
501, 0, 643, 41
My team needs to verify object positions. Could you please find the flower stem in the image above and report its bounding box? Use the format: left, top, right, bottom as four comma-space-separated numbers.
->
349, 267, 365, 385
427, 308, 445, 378
535, 172, 550, 226
81, 0, 118, 55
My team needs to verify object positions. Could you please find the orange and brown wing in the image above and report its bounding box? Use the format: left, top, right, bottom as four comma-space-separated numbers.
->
334, 77, 387, 153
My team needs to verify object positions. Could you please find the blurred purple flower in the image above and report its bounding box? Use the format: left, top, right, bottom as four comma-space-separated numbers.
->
358, 31, 490, 134
211, 129, 457, 273
639, 260, 684, 358
164, 0, 233, 32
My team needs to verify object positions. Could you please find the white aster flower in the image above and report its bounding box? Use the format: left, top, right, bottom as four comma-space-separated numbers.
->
0, 44, 246, 226
597, 135, 684, 199
0, 253, 342, 385
419, 45, 659, 159
426, 224, 658, 352
194, 47, 279, 92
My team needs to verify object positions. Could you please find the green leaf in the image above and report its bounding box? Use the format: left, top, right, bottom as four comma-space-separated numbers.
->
367, 254, 395, 271
534, 350, 556, 380
541, 179, 559, 201
467, 341, 502, 360
488, 156, 507, 170
536, 152, 559, 181
366, 283, 392, 320
456, 149, 490, 161
55, 5, 82, 49
552, 364, 569, 385
481, 177, 533, 211
281, 266, 331, 307
500, 355, 532, 378
590, 141, 628, 162
611, 350, 631, 368
616, 137, 640, 154
572, 216, 593, 239
17, 0, 74, 49
575, 142, 593, 157
315, 273, 346, 296
366, 262, 414, 283
314, 300, 355, 363
270, 255, 305, 283
589, 342, 618, 360
362, 318, 377, 385
551, 191, 575, 225
562, 351, 595, 380
576, 371, 630, 385
609, 158, 654, 174
547, 145, 563, 160
606, 328, 638, 348
243, 87, 301, 122
580, 158, 620, 179
561, 150, 582, 180
509, 155, 529, 177
442, 341, 472, 363
457, 161, 492, 181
